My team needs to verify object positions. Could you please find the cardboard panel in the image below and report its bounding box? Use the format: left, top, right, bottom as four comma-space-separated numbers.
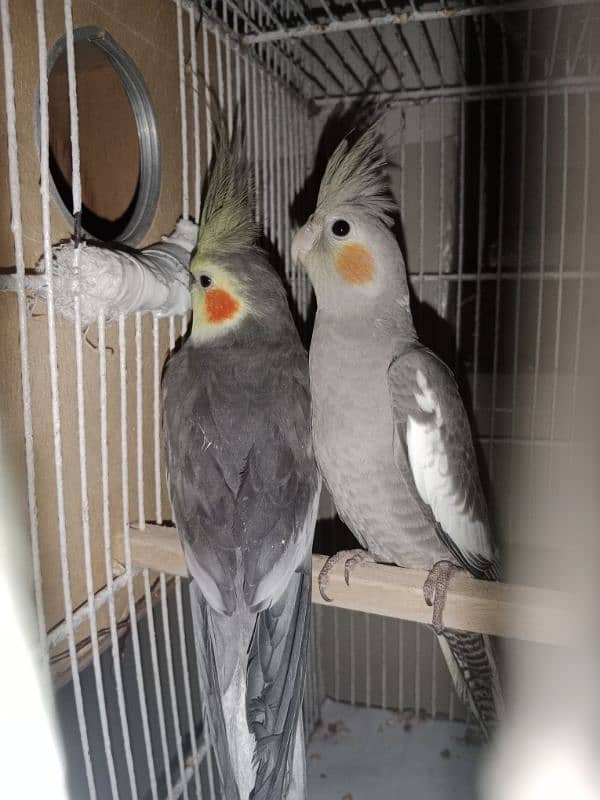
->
0, 0, 210, 674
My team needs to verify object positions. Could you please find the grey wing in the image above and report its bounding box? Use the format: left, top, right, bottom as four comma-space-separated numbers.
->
162, 352, 240, 614
235, 410, 320, 611
236, 371, 318, 796
388, 346, 499, 579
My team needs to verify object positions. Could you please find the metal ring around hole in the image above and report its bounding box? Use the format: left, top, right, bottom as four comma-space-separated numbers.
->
35, 26, 160, 247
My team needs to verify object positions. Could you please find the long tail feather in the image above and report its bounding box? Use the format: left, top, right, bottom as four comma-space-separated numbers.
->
437, 629, 503, 739
189, 582, 245, 800
189, 562, 311, 800
247, 561, 311, 800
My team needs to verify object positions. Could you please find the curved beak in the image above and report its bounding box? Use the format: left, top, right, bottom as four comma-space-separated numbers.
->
291, 217, 318, 267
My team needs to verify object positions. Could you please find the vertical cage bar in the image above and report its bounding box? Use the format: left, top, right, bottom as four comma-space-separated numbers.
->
4, 0, 46, 649
398, 620, 405, 713
349, 610, 356, 707
418, 102, 425, 302
290, 95, 301, 310
472, 17, 487, 410
160, 574, 189, 800
73, 263, 118, 795
252, 61, 260, 222
166, 317, 204, 800
508, 14, 532, 533
136, 313, 146, 530
332, 608, 340, 700
568, 91, 590, 442
283, 87, 292, 288
225, 37, 233, 133
234, 10, 242, 109
488, 39, 509, 473
381, 616, 387, 710
98, 312, 139, 798
176, 0, 189, 220
34, 1, 96, 794
261, 71, 268, 227
455, 17, 468, 364
431, 630, 438, 720
153, 316, 163, 526
414, 624, 421, 716
275, 83, 283, 251
169, 0, 194, 768
314, 603, 325, 719
364, 613, 371, 709
189, 5, 202, 224
267, 75, 274, 238
202, 24, 213, 157
298, 97, 308, 317
437, 93, 446, 317
547, 89, 569, 473
529, 89, 550, 439
175, 582, 204, 799
119, 314, 160, 800
138, 380, 175, 800
215, 30, 225, 110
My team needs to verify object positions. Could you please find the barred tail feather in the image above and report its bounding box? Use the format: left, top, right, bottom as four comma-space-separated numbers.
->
437, 630, 503, 738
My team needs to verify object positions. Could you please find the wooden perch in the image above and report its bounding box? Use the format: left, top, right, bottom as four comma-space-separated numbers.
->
129, 523, 570, 646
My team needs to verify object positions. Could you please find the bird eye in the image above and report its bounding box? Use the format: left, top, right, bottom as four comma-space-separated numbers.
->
331, 219, 350, 238
199, 274, 213, 288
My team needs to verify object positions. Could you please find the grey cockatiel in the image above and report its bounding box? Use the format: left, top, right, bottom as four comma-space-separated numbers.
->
292, 122, 502, 737
162, 126, 320, 800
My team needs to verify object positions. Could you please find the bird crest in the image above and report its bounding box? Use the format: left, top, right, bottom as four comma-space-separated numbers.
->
192, 122, 258, 272
316, 118, 396, 226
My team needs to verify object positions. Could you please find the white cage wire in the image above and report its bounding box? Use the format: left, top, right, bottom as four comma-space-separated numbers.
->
2, 1, 599, 798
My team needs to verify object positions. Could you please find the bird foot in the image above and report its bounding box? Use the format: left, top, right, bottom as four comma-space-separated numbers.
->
318, 548, 373, 602
423, 560, 459, 634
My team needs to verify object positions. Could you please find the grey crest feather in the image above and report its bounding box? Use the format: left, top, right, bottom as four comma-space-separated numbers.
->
316, 118, 396, 225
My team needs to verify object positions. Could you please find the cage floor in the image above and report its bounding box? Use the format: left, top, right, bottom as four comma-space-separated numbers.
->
307, 699, 481, 800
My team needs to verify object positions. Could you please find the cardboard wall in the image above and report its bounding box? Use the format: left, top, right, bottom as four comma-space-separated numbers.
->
0, 0, 212, 680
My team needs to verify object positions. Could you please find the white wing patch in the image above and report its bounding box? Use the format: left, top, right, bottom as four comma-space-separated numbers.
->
406, 370, 494, 561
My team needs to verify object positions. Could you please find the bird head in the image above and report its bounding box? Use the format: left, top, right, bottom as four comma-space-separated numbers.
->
292, 120, 411, 321
189, 124, 286, 344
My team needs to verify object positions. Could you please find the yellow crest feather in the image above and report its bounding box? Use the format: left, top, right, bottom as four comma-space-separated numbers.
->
192, 123, 258, 271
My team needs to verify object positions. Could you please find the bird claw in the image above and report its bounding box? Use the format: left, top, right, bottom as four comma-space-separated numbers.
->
423, 571, 436, 608
318, 572, 334, 603
344, 550, 374, 587
318, 549, 373, 601
423, 560, 459, 634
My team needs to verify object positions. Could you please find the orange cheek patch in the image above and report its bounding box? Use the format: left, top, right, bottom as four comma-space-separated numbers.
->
335, 243, 375, 285
205, 288, 240, 323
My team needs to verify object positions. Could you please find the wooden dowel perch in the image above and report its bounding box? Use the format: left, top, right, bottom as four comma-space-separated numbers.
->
129, 523, 570, 646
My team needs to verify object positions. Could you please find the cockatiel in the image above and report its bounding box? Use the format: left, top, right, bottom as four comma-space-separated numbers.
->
291, 122, 502, 737
162, 126, 320, 800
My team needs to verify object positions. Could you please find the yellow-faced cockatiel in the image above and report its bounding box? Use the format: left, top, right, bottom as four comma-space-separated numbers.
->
162, 126, 320, 799
292, 121, 502, 737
